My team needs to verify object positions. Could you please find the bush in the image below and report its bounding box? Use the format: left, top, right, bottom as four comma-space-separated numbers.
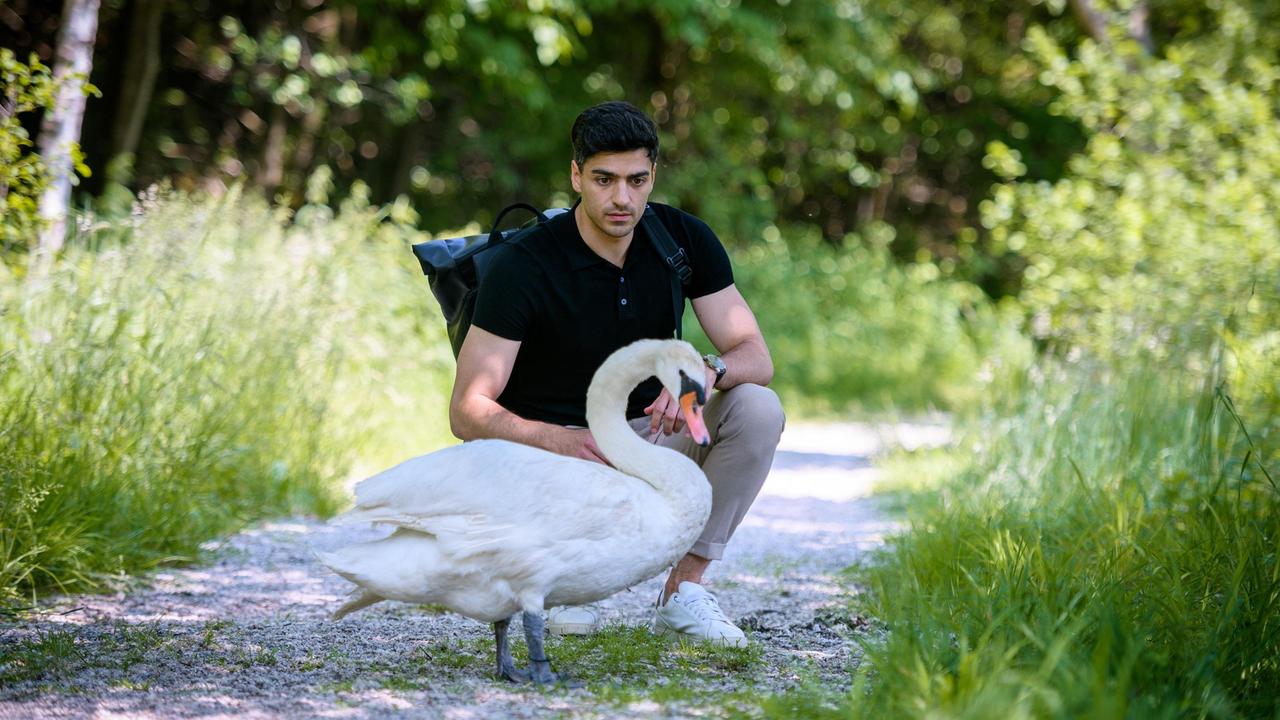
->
829, 352, 1278, 718
706, 223, 1030, 414
981, 17, 1279, 362
0, 49, 94, 250
0, 186, 455, 602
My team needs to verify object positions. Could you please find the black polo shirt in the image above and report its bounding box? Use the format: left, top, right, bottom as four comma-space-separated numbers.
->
472, 202, 734, 427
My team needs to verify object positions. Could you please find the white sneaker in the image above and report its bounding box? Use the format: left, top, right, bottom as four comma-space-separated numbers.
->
546, 605, 601, 636
652, 581, 748, 648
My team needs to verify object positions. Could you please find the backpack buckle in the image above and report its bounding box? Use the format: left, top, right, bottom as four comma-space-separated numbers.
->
666, 248, 693, 285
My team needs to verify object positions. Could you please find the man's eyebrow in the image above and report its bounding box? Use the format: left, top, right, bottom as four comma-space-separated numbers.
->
590, 169, 651, 180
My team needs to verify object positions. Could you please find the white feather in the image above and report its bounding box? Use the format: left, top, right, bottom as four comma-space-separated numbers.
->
319, 339, 713, 623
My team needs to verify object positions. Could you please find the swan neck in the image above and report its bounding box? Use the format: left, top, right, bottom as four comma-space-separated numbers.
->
585, 343, 685, 484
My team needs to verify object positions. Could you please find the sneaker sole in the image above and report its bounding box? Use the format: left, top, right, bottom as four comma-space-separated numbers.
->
651, 623, 748, 648
547, 622, 598, 636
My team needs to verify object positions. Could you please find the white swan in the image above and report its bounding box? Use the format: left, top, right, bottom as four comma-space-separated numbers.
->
318, 338, 713, 683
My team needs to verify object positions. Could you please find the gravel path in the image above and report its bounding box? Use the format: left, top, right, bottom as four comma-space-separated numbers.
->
0, 420, 948, 719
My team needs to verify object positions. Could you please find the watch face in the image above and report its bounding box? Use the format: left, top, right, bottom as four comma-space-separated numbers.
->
704, 354, 726, 375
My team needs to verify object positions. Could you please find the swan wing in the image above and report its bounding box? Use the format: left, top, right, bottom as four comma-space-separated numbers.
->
337, 440, 653, 556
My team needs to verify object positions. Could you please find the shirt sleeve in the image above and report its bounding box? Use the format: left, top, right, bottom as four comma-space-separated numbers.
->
471, 243, 537, 341
669, 208, 734, 299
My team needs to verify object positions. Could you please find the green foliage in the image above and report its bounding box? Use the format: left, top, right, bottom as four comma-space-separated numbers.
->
34, 0, 1087, 292
1, 51, 55, 247
983, 3, 1280, 358
701, 224, 1031, 414
0, 187, 455, 602
0, 628, 82, 685
822, 353, 1278, 718
0, 49, 97, 250
812, 6, 1280, 714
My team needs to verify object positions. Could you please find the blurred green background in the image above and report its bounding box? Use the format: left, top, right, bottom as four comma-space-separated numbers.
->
2, 0, 1277, 715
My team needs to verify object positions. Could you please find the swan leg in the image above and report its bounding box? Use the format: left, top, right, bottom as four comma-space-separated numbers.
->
494, 616, 528, 683
521, 611, 581, 687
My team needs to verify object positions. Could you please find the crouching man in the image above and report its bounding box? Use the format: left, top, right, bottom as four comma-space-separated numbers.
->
448, 101, 785, 646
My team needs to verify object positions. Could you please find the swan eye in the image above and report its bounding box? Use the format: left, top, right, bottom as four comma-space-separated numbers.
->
677, 370, 706, 405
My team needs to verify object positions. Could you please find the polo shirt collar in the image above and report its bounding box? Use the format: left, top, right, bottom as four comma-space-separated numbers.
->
561, 201, 652, 271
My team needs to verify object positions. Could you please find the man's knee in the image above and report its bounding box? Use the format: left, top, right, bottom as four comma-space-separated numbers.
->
719, 383, 786, 440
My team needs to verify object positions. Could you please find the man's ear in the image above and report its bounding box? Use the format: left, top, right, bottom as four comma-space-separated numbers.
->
570, 160, 582, 193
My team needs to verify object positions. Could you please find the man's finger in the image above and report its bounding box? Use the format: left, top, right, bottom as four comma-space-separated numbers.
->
665, 401, 684, 432
650, 395, 669, 432
662, 402, 680, 434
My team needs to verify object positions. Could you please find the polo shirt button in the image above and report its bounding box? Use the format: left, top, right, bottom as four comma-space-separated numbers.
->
620, 299, 628, 305
619, 277, 625, 283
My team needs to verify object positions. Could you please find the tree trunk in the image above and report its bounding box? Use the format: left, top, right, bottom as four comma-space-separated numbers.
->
110, 0, 165, 165
258, 103, 288, 194
37, 0, 101, 255
1068, 0, 1154, 54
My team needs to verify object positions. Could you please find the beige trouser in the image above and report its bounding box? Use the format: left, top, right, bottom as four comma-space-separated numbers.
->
626, 383, 786, 560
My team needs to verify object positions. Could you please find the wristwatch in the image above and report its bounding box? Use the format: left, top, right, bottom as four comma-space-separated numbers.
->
702, 353, 727, 388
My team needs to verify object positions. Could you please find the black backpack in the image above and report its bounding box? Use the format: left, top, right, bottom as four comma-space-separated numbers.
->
412, 203, 693, 357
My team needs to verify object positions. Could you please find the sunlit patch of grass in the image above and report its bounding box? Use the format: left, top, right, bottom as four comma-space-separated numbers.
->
0, 621, 181, 693
0, 187, 456, 602
108, 677, 151, 691
807, 354, 1280, 717
870, 446, 966, 514
377, 675, 427, 691
198, 618, 232, 650
0, 629, 83, 684
232, 644, 279, 669
493, 623, 768, 704
317, 678, 355, 694
99, 622, 166, 669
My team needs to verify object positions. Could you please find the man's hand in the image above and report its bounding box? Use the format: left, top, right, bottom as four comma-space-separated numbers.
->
644, 366, 717, 438
546, 427, 613, 466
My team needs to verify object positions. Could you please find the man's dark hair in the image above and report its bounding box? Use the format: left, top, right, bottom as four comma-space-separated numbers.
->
570, 101, 659, 168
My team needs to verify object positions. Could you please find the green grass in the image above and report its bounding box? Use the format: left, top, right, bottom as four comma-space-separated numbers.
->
0, 628, 83, 685
511, 624, 766, 684
795, 350, 1280, 718
686, 226, 1032, 415
0, 621, 171, 687
0, 187, 456, 602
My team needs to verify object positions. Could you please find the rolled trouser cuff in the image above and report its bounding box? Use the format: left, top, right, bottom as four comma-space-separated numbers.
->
688, 539, 727, 561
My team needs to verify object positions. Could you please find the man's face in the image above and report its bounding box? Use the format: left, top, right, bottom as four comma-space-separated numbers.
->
571, 149, 656, 241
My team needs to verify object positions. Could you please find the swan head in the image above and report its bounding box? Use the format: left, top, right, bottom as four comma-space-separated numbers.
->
653, 341, 712, 447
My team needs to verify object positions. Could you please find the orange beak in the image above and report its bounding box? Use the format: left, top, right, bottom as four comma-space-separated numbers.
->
679, 390, 710, 447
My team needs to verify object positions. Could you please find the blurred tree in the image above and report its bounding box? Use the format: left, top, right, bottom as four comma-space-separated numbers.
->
982, 0, 1280, 361
35, 0, 99, 254
13, 0, 1269, 305
7, 0, 1089, 285
1, 50, 58, 248
108, 0, 163, 164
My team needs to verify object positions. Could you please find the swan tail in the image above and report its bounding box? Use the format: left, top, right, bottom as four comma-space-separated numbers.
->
333, 589, 384, 620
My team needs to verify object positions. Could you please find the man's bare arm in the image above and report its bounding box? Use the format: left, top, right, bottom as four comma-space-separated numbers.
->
690, 284, 774, 389
644, 284, 773, 436
449, 326, 611, 465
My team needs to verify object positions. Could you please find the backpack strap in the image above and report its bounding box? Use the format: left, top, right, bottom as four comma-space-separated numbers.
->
489, 203, 549, 246
640, 206, 692, 340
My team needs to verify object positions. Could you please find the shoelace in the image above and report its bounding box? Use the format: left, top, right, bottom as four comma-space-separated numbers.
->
684, 592, 731, 624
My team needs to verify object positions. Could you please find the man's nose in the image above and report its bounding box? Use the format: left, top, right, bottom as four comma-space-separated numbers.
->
610, 182, 633, 208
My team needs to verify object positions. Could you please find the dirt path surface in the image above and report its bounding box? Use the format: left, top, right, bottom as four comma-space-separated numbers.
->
1, 420, 948, 719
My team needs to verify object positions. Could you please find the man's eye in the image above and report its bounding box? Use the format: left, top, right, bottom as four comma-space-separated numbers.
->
631, 177, 646, 186
596, 178, 611, 185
